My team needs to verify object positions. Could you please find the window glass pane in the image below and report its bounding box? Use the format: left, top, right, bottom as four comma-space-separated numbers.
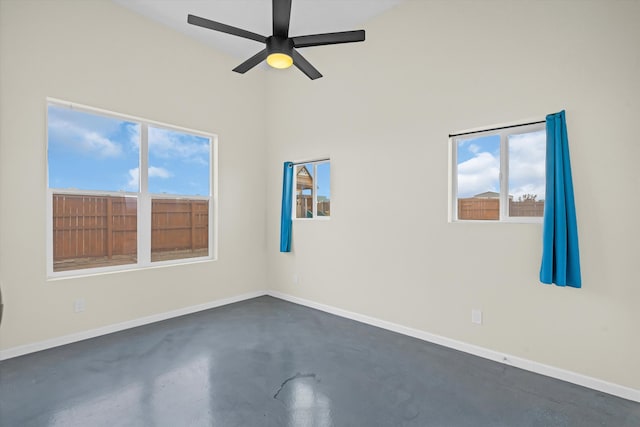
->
508, 130, 545, 217
148, 127, 210, 196
316, 162, 330, 217
52, 194, 137, 271
47, 102, 215, 276
151, 198, 209, 262
48, 105, 140, 192
295, 163, 314, 218
456, 135, 500, 220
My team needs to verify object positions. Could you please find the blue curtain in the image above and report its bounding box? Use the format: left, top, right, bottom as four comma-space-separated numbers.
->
280, 162, 294, 252
540, 110, 581, 287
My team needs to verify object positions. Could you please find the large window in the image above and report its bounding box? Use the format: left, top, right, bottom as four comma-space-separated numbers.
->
47, 100, 215, 277
294, 160, 330, 219
450, 122, 545, 222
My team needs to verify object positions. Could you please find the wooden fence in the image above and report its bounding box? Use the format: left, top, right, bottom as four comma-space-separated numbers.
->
53, 194, 208, 271
509, 199, 545, 217
151, 198, 209, 261
458, 198, 499, 220
458, 198, 544, 220
296, 196, 330, 218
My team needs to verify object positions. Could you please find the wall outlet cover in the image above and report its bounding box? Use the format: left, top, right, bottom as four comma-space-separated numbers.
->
471, 309, 482, 325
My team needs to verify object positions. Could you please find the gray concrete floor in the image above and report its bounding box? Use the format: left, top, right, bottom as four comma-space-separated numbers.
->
1, 296, 638, 426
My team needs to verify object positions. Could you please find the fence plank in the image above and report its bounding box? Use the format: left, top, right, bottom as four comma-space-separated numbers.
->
458, 198, 499, 220
191, 201, 196, 252
53, 194, 208, 269
107, 197, 113, 259
457, 198, 545, 219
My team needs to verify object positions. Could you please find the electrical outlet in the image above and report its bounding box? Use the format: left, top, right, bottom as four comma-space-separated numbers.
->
471, 309, 482, 325
74, 298, 85, 313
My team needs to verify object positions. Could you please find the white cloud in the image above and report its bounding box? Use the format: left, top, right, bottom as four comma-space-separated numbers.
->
126, 123, 141, 151
457, 151, 500, 197
148, 127, 209, 165
456, 130, 547, 200
127, 168, 139, 190
126, 166, 172, 191
468, 143, 481, 154
84, 131, 121, 157
508, 131, 546, 200
48, 118, 122, 158
149, 166, 172, 178
510, 182, 546, 201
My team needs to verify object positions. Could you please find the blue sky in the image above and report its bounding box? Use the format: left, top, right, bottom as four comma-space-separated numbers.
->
456, 130, 545, 200
456, 135, 500, 198
48, 105, 210, 196
299, 162, 330, 199
316, 162, 330, 199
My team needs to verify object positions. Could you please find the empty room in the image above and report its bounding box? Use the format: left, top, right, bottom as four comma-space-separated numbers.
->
0, 0, 639, 425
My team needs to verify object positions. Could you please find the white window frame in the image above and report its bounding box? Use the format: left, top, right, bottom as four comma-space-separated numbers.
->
449, 121, 545, 223
46, 98, 218, 279
292, 159, 331, 221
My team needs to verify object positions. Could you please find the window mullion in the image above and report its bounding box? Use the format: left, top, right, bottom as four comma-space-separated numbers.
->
450, 139, 458, 221
138, 124, 151, 265
499, 133, 509, 221
312, 164, 317, 218
291, 166, 296, 220
46, 189, 54, 276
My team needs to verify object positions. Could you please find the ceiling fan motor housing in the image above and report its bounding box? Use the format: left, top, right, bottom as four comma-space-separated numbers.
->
267, 36, 294, 57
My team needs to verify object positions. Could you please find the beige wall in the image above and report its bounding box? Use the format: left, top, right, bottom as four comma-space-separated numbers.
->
1, 0, 638, 394
0, 0, 267, 349
266, 0, 640, 390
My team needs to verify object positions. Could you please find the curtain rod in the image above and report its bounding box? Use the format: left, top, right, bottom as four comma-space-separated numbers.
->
290, 158, 330, 166
449, 120, 545, 138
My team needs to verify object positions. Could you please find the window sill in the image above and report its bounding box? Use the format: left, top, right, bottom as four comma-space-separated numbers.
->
47, 256, 215, 281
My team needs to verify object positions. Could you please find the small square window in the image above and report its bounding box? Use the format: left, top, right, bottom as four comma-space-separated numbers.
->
294, 160, 330, 220
450, 122, 545, 222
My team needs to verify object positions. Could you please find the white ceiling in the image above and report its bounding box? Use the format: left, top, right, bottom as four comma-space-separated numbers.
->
112, 0, 404, 60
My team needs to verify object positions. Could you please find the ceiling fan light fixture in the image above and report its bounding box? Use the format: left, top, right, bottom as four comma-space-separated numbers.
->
267, 52, 293, 69
187, 0, 365, 80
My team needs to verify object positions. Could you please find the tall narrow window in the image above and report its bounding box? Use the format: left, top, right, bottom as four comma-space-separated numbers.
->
294, 160, 330, 220
455, 135, 501, 220
450, 122, 545, 222
47, 100, 216, 277
507, 130, 546, 217
48, 105, 140, 271
316, 162, 331, 217
148, 126, 211, 262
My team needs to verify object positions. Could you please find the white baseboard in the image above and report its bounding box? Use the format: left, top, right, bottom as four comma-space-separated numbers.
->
2, 289, 638, 403
0, 290, 266, 361
267, 290, 640, 403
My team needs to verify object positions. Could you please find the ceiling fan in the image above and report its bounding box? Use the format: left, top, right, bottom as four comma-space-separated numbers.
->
187, 0, 366, 80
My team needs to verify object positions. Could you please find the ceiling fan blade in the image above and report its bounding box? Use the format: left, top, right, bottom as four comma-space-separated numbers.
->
291, 50, 322, 80
272, 0, 292, 38
292, 30, 365, 48
188, 14, 267, 43
233, 49, 269, 74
